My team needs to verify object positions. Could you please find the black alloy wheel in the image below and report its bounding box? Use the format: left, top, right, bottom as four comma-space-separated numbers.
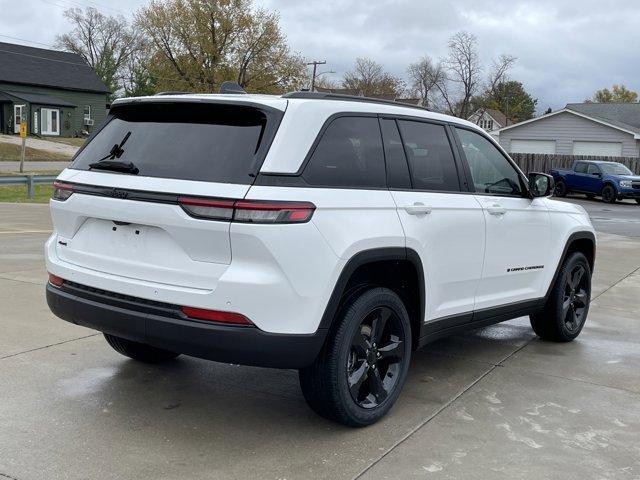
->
346, 306, 405, 409
561, 263, 590, 334
298, 287, 412, 427
530, 251, 591, 342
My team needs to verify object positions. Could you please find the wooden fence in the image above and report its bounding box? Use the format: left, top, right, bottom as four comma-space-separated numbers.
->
509, 153, 640, 175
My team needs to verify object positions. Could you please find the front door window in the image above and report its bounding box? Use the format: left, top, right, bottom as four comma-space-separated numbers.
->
41, 108, 60, 136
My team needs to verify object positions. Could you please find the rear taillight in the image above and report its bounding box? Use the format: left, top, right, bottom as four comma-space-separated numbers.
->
178, 197, 315, 224
177, 197, 235, 221
181, 306, 253, 326
48, 273, 64, 287
52, 181, 74, 201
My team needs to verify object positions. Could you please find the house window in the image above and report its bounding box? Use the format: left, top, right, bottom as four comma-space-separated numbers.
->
478, 119, 494, 130
83, 105, 91, 121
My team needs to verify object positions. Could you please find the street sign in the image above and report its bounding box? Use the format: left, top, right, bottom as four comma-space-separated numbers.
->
19, 122, 27, 138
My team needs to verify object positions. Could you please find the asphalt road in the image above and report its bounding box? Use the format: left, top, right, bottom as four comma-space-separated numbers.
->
1, 204, 639, 480
559, 195, 640, 237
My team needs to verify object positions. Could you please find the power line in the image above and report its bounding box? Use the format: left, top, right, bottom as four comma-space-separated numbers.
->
0, 34, 53, 48
38, 0, 126, 16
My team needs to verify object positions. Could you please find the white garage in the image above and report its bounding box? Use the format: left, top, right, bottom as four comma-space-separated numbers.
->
497, 104, 640, 158
510, 139, 556, 154
572, 141, 623, 157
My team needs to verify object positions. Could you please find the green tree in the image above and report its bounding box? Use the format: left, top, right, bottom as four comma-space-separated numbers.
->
472, 80, 537, 123
55, 7, 141, 100
136, 0, 307, 94
588, 84, 638, 103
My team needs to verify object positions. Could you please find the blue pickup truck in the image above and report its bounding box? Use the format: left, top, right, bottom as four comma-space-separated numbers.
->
551, 160, 640, 204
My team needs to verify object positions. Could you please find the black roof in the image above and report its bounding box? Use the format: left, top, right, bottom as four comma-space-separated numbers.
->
0, 42, 109, 94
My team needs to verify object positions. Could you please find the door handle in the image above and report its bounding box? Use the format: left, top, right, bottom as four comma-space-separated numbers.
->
404, 203, 432, 215
486, 204, 506, 216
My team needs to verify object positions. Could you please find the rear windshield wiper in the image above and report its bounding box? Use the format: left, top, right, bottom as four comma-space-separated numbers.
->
88, 131, 138, 174
88, 160, 139, 174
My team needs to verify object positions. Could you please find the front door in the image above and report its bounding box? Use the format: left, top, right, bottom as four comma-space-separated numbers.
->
383, 118, 486, 322
14, 104, 25, 134
41, 108, 60, 136
454, 127, 551, 310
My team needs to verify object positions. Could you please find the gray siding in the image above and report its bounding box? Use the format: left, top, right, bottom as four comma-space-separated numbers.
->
0, 82, 107, 137
499, 111, 640, 157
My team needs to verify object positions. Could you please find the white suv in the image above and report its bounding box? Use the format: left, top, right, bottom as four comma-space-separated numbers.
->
46, 90, 596, 426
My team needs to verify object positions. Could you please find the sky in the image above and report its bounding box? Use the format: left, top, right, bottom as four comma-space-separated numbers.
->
1, 0, 639, 113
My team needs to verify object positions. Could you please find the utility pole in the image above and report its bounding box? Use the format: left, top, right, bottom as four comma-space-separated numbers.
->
306, 60, 326, 91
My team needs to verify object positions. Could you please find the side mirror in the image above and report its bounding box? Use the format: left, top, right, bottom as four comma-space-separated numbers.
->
528, 172, 555, 197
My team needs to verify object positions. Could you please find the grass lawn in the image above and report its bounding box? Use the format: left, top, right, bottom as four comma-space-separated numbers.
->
46, 137, 87, 148
0, 184, 53, 203
0, 142, 72, 161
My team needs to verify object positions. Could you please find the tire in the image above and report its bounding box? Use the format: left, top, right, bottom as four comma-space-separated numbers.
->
299, 287, 412, 427
554, 180, 567, 197
601, 184, 617, 203
530, 252, 591, 342
586, 193, 595, 200
104, 333, 180, 362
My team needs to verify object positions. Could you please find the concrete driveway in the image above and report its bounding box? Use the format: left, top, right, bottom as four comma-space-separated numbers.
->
0, 203, 639, 479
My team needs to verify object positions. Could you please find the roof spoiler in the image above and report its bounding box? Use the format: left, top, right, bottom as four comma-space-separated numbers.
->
220, 81, 246, 94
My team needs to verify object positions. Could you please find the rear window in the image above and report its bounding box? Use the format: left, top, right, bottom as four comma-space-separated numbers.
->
302, 116, 386, 188
71, 102, 276, 184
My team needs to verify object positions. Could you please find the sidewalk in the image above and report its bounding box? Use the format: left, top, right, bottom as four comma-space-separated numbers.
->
0, 134, 79, 157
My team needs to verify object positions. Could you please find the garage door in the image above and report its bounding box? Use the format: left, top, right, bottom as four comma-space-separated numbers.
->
510, 139, 556, 154
573, 141, 622, 157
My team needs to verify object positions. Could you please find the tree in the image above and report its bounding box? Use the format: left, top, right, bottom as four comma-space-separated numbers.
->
407, 55, 445, 108
472, 80, 537, 123
55, 7, 140, 100
342, 58, 405, 97
135, 0, 307, 94
437, 32, 481, 118
409, 32, 515, 118
588, 84, 638, 103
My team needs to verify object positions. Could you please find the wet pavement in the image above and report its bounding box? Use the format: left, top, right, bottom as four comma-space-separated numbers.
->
0, 202, 639, 480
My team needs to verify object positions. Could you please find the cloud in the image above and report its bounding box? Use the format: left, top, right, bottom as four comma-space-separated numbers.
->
2, 0, 639, 111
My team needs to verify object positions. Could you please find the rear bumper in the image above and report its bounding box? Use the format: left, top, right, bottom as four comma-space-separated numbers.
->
46, 282, 326, 369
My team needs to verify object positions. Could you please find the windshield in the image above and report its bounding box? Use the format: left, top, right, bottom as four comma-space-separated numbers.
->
71, 102, 277, 184
598, 163, 633, 175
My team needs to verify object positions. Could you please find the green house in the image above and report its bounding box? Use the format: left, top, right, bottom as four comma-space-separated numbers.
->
0, 41, 108, 138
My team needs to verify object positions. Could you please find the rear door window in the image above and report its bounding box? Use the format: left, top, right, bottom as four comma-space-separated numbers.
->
71, 102, 277, 184
302, 116, 386, 188
397, 120, 461, 192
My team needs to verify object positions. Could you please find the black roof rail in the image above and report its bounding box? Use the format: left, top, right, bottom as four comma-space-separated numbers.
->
281, 91, 429, 112
154, 91, 192, 96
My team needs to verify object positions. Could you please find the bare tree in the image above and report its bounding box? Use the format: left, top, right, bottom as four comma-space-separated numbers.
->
442, 31, 481, 118
486, 54, 517, 97
407, 55, 445, 107
55, 7, 140, 98
342, 57, 405, 97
